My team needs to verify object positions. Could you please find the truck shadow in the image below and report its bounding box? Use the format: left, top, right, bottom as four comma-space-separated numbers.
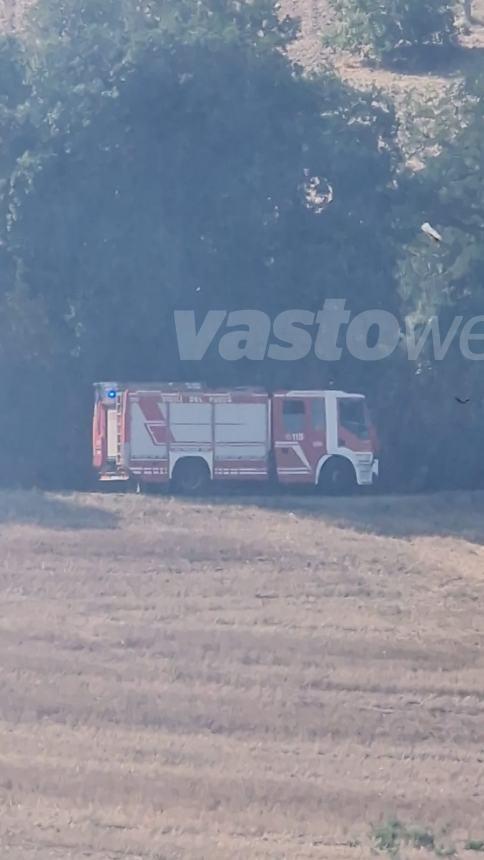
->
0, 490, 119, 530
199, 488, 484, 546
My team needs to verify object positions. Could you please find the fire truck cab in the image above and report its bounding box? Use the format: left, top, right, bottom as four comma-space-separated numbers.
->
93, 383, 379, 494
272, 389, 378, 492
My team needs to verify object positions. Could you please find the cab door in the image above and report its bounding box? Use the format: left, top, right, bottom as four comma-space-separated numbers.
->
273, 396, 318, 484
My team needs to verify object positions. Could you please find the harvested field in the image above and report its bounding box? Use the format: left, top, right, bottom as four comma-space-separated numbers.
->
0, 489, 484, 858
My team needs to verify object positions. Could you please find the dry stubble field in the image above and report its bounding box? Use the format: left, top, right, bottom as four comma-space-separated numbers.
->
0, 489, 484, 859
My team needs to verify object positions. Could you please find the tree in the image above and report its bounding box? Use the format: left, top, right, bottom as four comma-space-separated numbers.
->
388, 70, 484, 490
0, 0, 405, 485
326, 0, 457, 65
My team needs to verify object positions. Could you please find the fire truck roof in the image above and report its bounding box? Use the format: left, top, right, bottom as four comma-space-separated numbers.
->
94, 383, 365, 399
274, 390, 365, 399
94, 382, 267, 394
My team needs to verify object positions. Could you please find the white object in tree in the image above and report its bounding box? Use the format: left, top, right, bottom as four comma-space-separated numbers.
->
421, 222, 443, 242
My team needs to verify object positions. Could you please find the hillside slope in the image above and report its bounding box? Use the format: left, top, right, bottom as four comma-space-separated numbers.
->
4, 0, 484, 116
281, 0, 484, 75
5, 0, 484, 166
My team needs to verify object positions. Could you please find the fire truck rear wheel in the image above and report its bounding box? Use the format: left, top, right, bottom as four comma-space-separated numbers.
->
319, 457, 356, 496
171, 458, 211, 495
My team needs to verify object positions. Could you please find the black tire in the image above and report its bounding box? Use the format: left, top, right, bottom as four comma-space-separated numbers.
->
171, 458, 211, 495
319, 457, 357, 496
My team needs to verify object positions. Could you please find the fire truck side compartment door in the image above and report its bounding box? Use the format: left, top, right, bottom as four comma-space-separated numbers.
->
214, 403, 268, 461
273, 397, 312, 482
170, 402, 212, 443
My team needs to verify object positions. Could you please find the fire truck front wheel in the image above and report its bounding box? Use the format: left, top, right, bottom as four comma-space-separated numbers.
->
319, 457, 356, 496
171, 458, 211, 495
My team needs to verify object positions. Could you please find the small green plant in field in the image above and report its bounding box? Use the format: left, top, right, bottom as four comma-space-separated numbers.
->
372, 819, 404, 855
407, 824, 435, 850
372, 819, 455, 856
435, 846, 456, 857
466, 841, 484, 852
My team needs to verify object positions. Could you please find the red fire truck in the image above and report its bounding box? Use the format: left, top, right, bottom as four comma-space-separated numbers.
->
93, 382, 379, 494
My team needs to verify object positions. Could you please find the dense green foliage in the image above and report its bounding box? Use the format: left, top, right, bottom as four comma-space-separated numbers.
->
0, 0, 483, 491
394, 74, 484, 489
326, 0, 456, 64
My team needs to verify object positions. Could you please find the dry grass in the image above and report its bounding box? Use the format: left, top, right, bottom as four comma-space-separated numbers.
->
0, 489, 484, 858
